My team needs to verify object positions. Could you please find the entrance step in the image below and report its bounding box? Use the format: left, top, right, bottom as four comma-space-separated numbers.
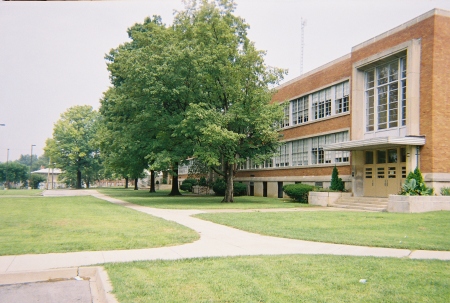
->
330, 196, 389, 212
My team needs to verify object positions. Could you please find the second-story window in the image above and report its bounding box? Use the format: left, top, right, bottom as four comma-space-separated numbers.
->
292, 96, 309, 125
335, 81, 349, 114
281, 103, 290, 128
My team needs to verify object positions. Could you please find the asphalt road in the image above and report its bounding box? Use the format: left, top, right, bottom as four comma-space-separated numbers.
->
0, 279, 92, 303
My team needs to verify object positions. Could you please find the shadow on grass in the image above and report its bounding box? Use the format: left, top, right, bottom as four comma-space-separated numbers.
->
97, 188, 306, 209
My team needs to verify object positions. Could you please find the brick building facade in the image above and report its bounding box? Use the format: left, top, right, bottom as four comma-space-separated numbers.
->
234, 8, 450, 198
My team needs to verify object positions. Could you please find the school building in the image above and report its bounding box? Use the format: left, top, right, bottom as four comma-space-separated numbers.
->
234, 8, 450, 198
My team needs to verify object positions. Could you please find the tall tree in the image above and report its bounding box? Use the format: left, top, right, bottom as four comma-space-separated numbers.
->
176, 0, 285, 202
103, 15, 199, 196
44, 105, 100, 189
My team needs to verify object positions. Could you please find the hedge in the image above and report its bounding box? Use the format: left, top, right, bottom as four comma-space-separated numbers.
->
283, 184, 315, 203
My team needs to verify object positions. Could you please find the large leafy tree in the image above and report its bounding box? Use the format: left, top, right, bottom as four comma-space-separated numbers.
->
98, 89, 150, 190
101, 0, 284, 201
177, 0, 285, 202
102, 15, 200, 196
44, 105, 101, 189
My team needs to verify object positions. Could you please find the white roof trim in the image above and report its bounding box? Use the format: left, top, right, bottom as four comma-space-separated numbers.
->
31, 168, 62, 174
323, 136, 425, 151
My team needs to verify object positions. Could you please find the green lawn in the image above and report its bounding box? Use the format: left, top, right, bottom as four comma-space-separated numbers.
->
97, 188, 305, 209
105, 255, 450, 303
195, 211, 450, 251
0, 196, 198, 256
0, 189, 43, 196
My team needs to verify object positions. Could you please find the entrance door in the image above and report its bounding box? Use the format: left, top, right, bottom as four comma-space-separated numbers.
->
364, 148, 406, 197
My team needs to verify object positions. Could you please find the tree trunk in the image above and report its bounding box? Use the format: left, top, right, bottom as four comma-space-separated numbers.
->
222, 162, 234, 202
149, 170, 156, 193
86, 178, 90, 189
76, 170, 82, 189
169, 163, 182, 196
125, 177, 128, 189
134, 178, 138, 190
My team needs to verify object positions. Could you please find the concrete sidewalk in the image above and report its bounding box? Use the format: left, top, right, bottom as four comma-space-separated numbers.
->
2, 189, 449, 275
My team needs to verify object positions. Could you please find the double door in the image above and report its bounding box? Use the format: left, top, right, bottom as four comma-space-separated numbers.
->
364, 148, 406, 197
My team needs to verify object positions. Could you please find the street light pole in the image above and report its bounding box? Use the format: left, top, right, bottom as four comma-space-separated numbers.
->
5, 148, 9, 190
0, 125, 5, 190
29, 144, 36, 190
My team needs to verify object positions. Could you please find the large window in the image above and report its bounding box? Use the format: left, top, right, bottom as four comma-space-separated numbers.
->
281, 103, 290, 128
292, 96, 309, 125
275, 144, 289, 167
292, 139, 309, 166
312, 88, 331, 119
239, 131, 349, 170
365, 57, 406, 132
335, 81, 349, 114
282, 81, 349, 129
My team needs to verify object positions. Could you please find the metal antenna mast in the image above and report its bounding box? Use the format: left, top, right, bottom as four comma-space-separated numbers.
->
300, 18, 307, 75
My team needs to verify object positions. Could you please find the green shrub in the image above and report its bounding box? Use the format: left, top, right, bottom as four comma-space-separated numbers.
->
283, 184, 315, 203
400, 167, 434, 196
440, 187, 450, 196
199, 176, 208, 187
233, 182, 247, 196
212, 179, 247, 196
162, 178, 167, 184
212, 178, 227, 195
330, 166, 345, 191
180, 179, 198, 192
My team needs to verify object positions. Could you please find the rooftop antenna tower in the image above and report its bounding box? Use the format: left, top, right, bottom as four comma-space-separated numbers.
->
300, 18, 307, 75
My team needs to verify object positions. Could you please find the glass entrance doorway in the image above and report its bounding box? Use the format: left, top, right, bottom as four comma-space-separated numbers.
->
364, 148, 406, 197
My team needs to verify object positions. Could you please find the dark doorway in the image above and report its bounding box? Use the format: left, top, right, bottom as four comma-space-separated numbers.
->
263, 182, 268, 197
249, 182, 254, 196
278, 182, 283, 198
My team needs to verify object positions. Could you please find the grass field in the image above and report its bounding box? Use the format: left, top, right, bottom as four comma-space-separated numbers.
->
0, 189, 43, 196
0, 196, 198, 256
97, 188, 305, 209
105, 255, 450, 303
195, 210, 450, 251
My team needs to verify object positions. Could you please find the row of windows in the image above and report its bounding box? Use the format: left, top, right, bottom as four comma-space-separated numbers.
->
281, 81, 349, 128
239, 131, 350, 170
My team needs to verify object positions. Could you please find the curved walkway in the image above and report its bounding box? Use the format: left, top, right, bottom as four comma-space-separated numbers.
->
1, 190, 449, 274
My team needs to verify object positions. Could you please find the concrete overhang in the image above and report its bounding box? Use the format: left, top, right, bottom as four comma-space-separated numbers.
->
323, 136, 425, 151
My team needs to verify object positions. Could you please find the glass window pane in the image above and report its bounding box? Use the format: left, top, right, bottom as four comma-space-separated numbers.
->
388, 149, 398, 163
365, 151, 374, 164
400, 148, 406, 163
377, 150, 386, 164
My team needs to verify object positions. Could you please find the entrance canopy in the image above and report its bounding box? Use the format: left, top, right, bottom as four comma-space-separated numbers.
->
323, 136, 425, 151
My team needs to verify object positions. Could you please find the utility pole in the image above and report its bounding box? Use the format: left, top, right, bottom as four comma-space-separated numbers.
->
300, 18, 307, 75
29, 144, 36, 190
5, 148, 9, 190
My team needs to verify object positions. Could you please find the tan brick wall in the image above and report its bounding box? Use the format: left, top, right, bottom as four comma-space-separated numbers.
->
430, 15, 450, 172
282, 115, 350, 141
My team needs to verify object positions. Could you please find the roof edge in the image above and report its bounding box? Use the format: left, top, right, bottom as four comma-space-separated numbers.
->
352, 8, 450, 52
275, 53, 351, 91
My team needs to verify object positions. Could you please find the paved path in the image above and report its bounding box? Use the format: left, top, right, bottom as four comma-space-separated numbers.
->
1, 189, 449, 274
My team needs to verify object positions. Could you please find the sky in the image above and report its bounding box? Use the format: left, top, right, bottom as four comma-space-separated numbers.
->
1, 0, 450, 163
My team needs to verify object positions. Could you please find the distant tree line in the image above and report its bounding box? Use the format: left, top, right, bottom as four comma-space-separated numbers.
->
0, 154, 48, 189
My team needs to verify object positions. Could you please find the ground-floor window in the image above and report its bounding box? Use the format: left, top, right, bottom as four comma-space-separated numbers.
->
240, 131, 349, 170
